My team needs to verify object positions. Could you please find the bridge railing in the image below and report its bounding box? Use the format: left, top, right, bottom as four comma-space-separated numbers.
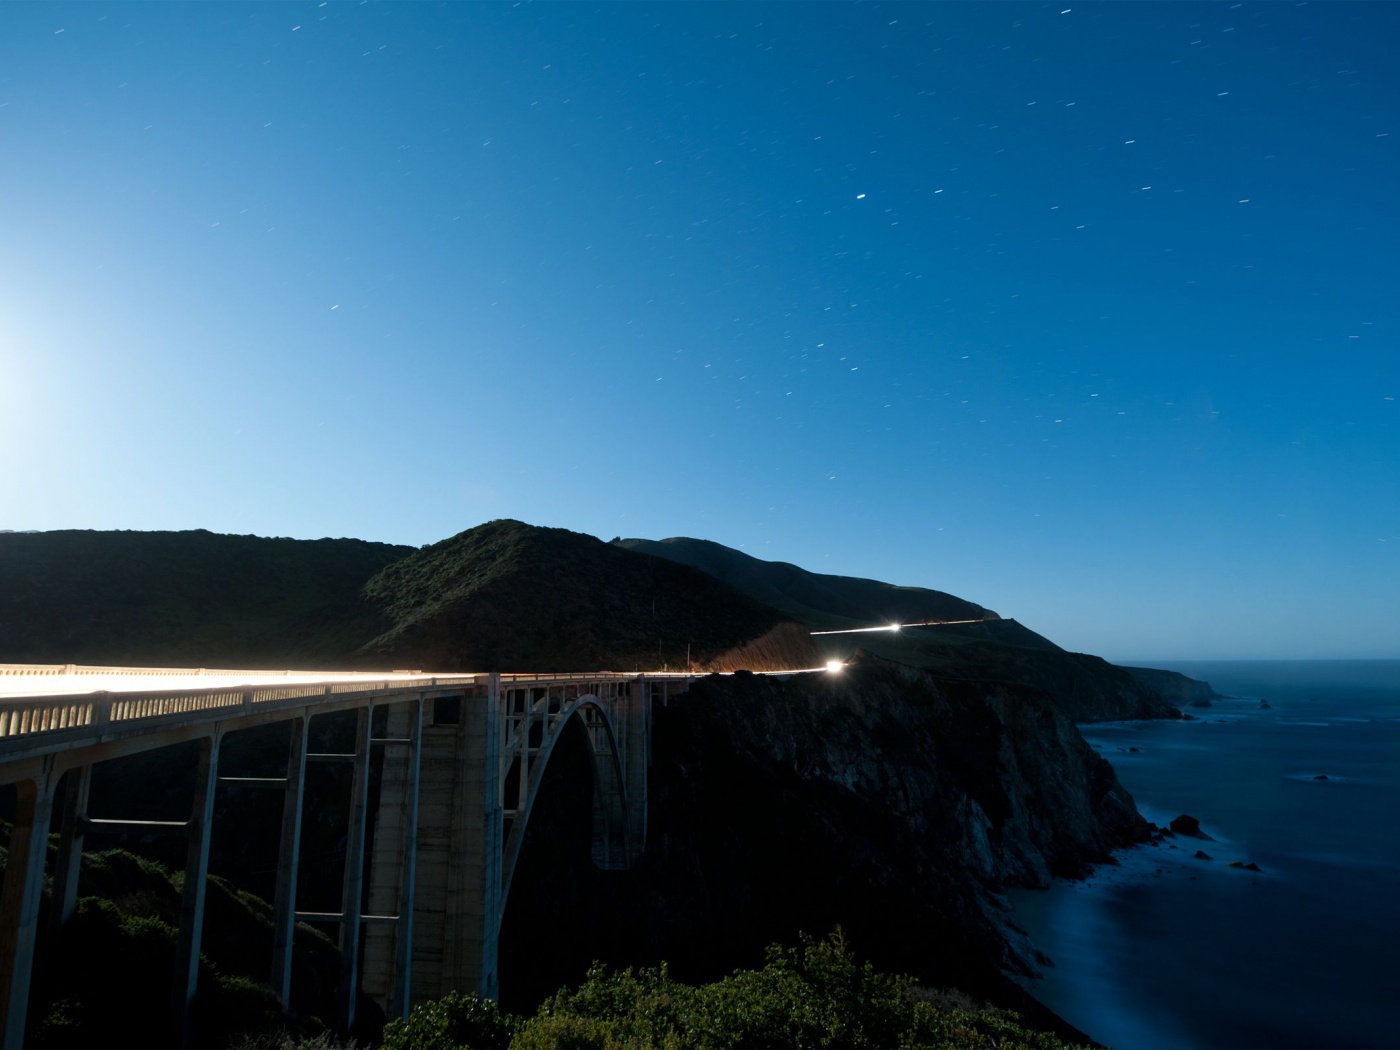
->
0, 667, 726, 765
0, 675, 479, 765
0, 663, 338, 679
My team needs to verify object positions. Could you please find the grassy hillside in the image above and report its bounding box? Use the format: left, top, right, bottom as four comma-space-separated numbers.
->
0, 529, 411, 667
614, 536, 995, 629
355, 520, 789, 672
0, 523, 799, 674
611, 535, 1183, 720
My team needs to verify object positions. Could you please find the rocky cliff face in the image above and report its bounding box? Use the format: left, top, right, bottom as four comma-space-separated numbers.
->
1120, 665, 1223, 707
499, 654, 1149, 1041
847, 635, 1185, 723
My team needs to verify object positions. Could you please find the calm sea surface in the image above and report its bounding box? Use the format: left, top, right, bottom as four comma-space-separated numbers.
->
1010, 660, 1400, 1049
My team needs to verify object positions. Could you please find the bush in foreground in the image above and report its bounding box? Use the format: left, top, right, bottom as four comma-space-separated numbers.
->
384, 931, 1087, 1050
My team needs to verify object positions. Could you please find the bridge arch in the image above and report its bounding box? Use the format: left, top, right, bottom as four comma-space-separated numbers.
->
499, 693, 630, 910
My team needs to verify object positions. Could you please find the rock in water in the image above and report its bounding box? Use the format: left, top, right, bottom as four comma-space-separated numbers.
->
1170, 814, 1205, 837
1193, 850, 1213, 860
1314, 774, 1329, 781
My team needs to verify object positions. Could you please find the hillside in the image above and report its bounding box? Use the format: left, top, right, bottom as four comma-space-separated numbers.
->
353, 520, 795, 672
0, 523, 1197, 721
613, 535, 1180, 721
614, 536, 996, 629
0, 529, 410, 667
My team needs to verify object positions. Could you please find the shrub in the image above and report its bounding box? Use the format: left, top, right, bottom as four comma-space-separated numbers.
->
381, 991, 514, 1050
496, 930, 1089, 1050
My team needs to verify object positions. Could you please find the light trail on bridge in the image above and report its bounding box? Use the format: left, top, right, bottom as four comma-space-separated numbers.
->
0, 666, 444, 698
808, 618, 990, 636
0, 663, 839, 701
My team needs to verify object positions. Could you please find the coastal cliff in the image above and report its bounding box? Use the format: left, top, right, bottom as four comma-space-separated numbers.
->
500, 653, 1149, 1042
1120, 665, 1224, 707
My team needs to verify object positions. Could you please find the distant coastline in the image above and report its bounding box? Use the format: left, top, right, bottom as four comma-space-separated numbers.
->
1012, 660, 1400, 1049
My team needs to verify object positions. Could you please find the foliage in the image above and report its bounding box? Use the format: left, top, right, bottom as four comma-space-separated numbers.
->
0, 528, 410, 665
229, 1033, 357, 1050
382, 992, 514, 1050
21, 849, 340, 1049
355, 519, 786, 671
389, 932, 1088, 1050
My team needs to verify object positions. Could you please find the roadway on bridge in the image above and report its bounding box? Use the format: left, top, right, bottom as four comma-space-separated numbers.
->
0, 667, 449, 699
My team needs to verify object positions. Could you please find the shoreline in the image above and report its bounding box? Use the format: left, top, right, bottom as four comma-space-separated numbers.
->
1006, 666, 1400, 1049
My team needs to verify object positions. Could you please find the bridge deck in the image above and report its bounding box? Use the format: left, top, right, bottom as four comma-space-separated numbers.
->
0, 666, 447, 699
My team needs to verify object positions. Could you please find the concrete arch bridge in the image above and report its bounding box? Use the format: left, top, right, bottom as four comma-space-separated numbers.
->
0, 664, 707, 1048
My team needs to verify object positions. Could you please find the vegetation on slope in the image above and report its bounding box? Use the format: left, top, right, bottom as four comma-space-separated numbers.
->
0, 529, 410, 667
615, 534, 1179, 720
848, 634, 1181, 722
8, 844, 346, 1049
384, 932, 1088, 1050
355, 520, 789, 672
613, 537, 995, 630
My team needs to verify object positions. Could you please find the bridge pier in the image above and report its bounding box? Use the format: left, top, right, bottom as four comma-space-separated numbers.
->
336, 707, 374, 1032
270, 716, 309, 1006
622, 679, 650, 866
360, 677, 505, 1012
440, 676, 502, 1002
0, 766, 55, 1050
360, 696, 424, 1021
49, 764, 92, 937
171, 733, 221, 1048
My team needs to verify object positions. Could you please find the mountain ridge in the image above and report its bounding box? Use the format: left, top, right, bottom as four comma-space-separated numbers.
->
614, 535, 999, 630
0, 521, 1204, 715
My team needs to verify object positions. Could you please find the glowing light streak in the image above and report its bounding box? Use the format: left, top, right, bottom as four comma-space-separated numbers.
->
809, 618, 989, 636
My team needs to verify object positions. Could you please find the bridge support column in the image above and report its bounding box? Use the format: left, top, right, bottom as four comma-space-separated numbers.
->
0, 766, 56, 1050
446, 675, 502, 1002
271, 715, 309, 1007
337, 706, 373, 1033
587, 701, 629, 871
51, 763, 93, 936
361, 696, 423, 1020
172, 733, 221, 1048
622, 678, 650, 865
406, 676, 501, 1005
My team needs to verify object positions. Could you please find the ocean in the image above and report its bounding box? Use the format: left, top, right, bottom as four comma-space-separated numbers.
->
1009, 660, 1400, 1050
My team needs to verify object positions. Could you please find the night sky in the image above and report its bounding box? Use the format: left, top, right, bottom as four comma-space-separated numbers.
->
3, 2, 1396, 660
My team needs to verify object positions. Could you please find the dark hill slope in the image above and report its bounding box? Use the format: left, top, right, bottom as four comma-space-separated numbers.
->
612, 535, 1179, 720
0, 529, 410, 667
354, 520, 790, 672
614, 537, 996, 630
850, 634, 1178, 722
